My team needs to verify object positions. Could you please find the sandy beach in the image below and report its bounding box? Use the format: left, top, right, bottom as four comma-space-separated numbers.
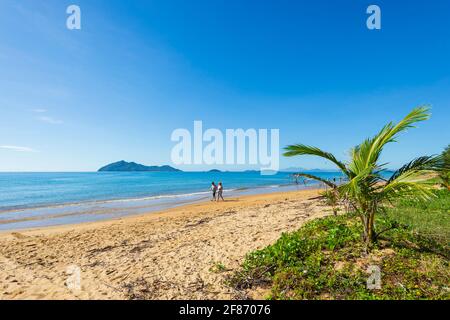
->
0, 188, 331, 300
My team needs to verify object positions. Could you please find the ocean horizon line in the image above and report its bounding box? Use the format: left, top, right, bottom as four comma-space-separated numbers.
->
0, 169, 392, 173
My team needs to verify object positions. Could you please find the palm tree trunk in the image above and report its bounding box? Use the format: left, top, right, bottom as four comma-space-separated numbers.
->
363, 212, 377, 244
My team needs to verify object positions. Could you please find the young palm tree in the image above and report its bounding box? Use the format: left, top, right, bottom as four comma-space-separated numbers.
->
440, 145, 450, 190
284, 107, 445, 245
320, 189, 340, 216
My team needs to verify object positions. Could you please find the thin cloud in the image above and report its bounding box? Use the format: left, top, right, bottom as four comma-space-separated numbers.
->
31, 109, 64, 124
37, 116, 63, 124
32, 108, 47, 113
0, 145, 38, 152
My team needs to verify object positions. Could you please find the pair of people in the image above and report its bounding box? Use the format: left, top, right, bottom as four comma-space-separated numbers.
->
210, 182, 224, 201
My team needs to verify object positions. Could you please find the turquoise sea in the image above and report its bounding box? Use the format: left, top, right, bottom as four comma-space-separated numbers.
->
0, 171, 344, 231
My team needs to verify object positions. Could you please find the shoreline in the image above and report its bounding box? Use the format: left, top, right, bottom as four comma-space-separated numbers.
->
0, 183, 322, 233
0, 181, 306, 213
0, 188, 330, 300
0, 187, 322, 236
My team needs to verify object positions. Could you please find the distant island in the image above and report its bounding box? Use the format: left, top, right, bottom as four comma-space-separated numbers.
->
97, 162, 350, 173
98, 161, 181, 172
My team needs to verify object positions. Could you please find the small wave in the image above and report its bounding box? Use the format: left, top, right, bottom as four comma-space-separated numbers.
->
233, 187, 249, 191
103, 191, 212, 203
0, 190, 214, 214
0, 183, 300, 214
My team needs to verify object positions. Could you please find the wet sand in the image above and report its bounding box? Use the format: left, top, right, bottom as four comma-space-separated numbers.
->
0, 188, 331, 300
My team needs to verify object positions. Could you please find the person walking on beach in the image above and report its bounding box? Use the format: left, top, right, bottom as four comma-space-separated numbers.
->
210, 182, 217, 201
217, 182, 224, 201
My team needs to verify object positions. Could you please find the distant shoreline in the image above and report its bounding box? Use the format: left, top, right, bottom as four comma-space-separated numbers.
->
0, 182, 323, 232
0, 187, 325, 237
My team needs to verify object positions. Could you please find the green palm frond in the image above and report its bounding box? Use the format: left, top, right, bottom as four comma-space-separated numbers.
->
350, 106, 431, 173
339, 165, 380, 198
388, 155, 445, 183
283, 144, 350, 176
380, 180, 435, 203
291, 173, 337, 189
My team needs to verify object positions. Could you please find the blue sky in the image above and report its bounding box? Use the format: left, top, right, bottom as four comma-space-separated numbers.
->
0, 0, 449, 171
